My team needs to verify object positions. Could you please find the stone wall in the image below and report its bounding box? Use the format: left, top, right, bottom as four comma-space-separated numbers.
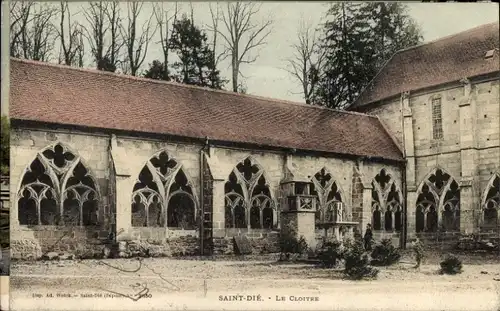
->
364, 97, 403, 146
10, 126, 402, 259
362, 78, 500, 239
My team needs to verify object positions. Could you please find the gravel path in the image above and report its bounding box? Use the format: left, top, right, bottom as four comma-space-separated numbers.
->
8, 257, 500, 311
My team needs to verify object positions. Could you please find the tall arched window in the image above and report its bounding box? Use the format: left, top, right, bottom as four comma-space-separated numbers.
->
482, 174, 500, 230
415, 168, 460, 233
131, 151, 197, 229
371, 169, 402, 232
17, 143, 100, 226
224, 157, 276, 229
311, 168, 344, 226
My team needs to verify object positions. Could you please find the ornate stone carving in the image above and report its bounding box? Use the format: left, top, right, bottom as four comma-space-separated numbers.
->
17, 143, 100, 226
224, 156, 276, 229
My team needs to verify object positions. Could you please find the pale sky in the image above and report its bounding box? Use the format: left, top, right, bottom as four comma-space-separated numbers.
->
45, 2, 500, 102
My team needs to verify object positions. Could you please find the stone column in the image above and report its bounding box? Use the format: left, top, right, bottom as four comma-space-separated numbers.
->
458, 78, 479, 234
115, 175, 132, 240
281, 207, 317, 250
211, 179, 226, 238
402, 91, 417, 241
361, 182, 373, 235
110, 135, 133, 241
406, 187, 417, 240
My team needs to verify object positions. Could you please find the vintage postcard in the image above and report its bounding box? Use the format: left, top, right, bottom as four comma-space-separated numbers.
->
2, 1, 500, 311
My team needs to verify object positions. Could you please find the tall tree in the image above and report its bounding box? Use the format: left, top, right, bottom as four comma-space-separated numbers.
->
83, 1, 107, 68
207, 2, 229, 89
152, 2, 179, 81
314, 2, 422, 109
315, 2, 368, 109
166, 15, 225, 89
365, 2, 423, 71
122, 2, 157, 76
143, 60, 166, 80
83, 1, 124, 72
217, 2, 273, 92
58, 1, 85, 66
284, 18, 326, 105
10, 2, 58, 61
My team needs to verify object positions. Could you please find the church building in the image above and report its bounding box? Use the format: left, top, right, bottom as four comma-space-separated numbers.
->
7, 22, 499, 259
349, 21, 499, 240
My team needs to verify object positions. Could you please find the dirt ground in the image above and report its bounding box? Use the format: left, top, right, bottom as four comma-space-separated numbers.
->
7, 251, 500, 311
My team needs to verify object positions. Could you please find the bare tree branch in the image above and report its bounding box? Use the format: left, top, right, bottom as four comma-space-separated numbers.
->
9, 2, 58, 61
122, 2, 158, 76
58, 1, 84, 66
282, 18, 325, 104
217, 2, 274, 92
82, 1, 108, 66
103, 1, 125, 70
153, 2, 178, 80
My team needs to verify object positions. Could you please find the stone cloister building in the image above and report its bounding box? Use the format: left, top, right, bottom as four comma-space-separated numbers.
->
9, 57, 404, 258
349, 22, 500, 239
8, 22, 500, 259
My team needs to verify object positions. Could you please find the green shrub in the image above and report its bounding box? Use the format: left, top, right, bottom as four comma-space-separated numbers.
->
278, 222, 308, 261
370, 238, 401, 266
439, 254, 463, 275
343, 238, 378, 280
317, 238, 344, 268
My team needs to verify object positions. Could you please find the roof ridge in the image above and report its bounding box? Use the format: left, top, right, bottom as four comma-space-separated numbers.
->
393, 21, 499, 55
11, 57, 376, 119
349, 21, 499, 109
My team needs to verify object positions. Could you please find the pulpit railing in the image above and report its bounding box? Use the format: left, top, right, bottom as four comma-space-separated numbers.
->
287, 195, 317, 212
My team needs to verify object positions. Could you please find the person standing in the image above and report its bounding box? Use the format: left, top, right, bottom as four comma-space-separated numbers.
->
364, 224, 373, 251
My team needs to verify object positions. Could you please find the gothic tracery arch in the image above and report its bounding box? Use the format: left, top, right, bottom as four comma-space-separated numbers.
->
311, 167, 345, 225
482, 173, 500, 230
17, 143, 100, 226
224, 156, 277, 229
131, 151, 197, 229
371, 169, 403, 232
415, 168, 460, 233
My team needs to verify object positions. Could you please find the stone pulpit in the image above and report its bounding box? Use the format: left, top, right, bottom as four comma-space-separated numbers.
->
280, 180, 318, 249
319, 202, 354, 241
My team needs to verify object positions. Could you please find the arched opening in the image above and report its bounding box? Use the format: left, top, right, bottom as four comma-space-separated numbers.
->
224, 157, 276, 230
384, 210, 393, 231
147, 195, 162, 227
394, 206, 402, 232
426, 206, 438, 232
130, 151, 198, 229
311, 168, 343, 225
234, 204, 246, 228
224, 204, 233, 229
131, 196, 146, 227
416, 204, 425, 233
371, 171, 402, 233
483, 174, 500, 230
416, 169, 459, 233
250, 205, 260, 229
18, 144, 100, 227
167, 193, 196, 229
262, 207, 273, 229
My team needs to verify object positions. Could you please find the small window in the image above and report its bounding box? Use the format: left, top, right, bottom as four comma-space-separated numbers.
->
431, 97, 443, 140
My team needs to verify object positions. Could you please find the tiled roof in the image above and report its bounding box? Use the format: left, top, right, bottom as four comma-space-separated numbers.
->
10, 58, 404, 162
351, 22, 500, 109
